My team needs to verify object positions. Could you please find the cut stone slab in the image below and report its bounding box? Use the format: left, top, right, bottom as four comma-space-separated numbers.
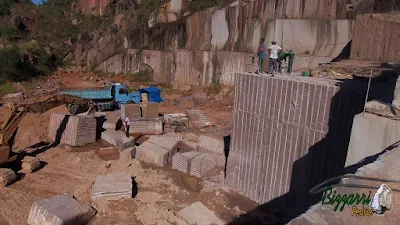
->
140, 102, 160, 118
172, 151, 202, 174
190, 153, 219, 178
147, 136, 179, 161
129, 118, 163, 135
186, 109, 212, 128
48, 113, 96, 146
27, 194, 96, 225
120, 147, 136, 160
121, 104, 141, 120
101, 130, 135, 150
102, 110, 122, 130
91, 174, 132, 200
177, 201, 224, 225
197, 135, 225, 155
135, 141, 169, 167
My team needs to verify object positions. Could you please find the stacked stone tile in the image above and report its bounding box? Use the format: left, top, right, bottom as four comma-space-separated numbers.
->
172, 151, 202, 173
27, 194, 95, 225
189, 153, 219, 178
120, 104, 141, 120
48, 113, 96, 146
147, 136, 179, 161
197, 135, 224, 154
186, 110, 212, 128
91, 174, 133, 200
135, 141, 169, 166
129, 118, 163, 134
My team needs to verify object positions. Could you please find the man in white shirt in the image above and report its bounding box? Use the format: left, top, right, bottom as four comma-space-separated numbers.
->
125, 115, 130, 137
268, 41, 282, 75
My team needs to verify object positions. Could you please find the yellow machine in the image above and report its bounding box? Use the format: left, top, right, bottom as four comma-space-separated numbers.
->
0, 94, 91, 186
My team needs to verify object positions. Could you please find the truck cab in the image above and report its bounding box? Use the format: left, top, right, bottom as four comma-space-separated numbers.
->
111, 83, 141, 104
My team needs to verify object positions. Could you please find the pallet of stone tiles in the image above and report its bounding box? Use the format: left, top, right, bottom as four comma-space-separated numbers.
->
185, 110, 212, 128
135, 141, 169, 167
197, 135, 225, 155
189, 153, 219, 178
128, 118, 163, 135
91, 174, 132, 200
140, 102, 160, 118
48, 113, 96, 146
172, 151, 202, 173
147, 136, 179, 161
121, 104, 141, 120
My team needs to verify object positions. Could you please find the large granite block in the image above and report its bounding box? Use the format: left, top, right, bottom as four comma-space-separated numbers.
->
48, 113, 96, 146
172, 151, 202, 173
197, 135, 224, 155
189, 153, 219, 178
129, 118, 163, 135
140, 102, 160, 118
135, 141, 169, 166
101, 130, 135, 150
147, 136, 179, 161
27, 194, 96, 225
120, 104, 141, 120
91, 174, 132, 200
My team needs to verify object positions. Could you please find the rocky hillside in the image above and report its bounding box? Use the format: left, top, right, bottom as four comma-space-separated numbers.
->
0, 0, 399, 89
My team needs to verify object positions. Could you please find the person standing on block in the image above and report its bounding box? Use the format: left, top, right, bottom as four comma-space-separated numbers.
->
257, 38, 267, 74
125, 115, 130, 137
268, 41, 282, 75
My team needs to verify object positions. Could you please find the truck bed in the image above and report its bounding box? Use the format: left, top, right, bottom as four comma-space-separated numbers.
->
60, 89, 112, 100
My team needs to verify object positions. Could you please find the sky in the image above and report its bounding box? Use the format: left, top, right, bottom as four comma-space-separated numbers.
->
31, 0, 46, 5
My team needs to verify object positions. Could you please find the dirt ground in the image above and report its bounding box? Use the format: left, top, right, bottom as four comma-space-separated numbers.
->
0, 71, 271, 225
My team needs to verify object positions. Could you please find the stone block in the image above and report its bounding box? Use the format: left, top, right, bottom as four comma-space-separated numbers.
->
197, 135, 224, 155
101, 130, 135, 150
345, 113, 400, 167
91, 174, 132, 200
48, 113, 96, 146
140, 102, 160, 118
135, 141, 169, 167
177, 202, 224, 225
120, 147, 136, 160
27, 194, 96, 225
147, 136, 179, 161
186, 109, 212, 128
172, 151, 202, 174
102, 110, 122, 130
120, 104, 141, 120
189, 153, 219, 178
129, 118, 163, 135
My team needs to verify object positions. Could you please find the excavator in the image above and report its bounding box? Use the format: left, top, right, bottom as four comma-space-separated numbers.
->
0, 94, 90, 186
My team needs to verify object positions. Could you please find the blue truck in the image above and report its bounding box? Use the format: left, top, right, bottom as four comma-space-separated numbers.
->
60, 82, 163, 114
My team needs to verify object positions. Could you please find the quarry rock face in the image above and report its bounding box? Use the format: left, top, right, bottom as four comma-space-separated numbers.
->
74, 0, 112, 16
351, 14, 400, 62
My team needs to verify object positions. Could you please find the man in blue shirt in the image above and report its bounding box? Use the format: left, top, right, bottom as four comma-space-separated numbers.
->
257, 38, 266, 73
